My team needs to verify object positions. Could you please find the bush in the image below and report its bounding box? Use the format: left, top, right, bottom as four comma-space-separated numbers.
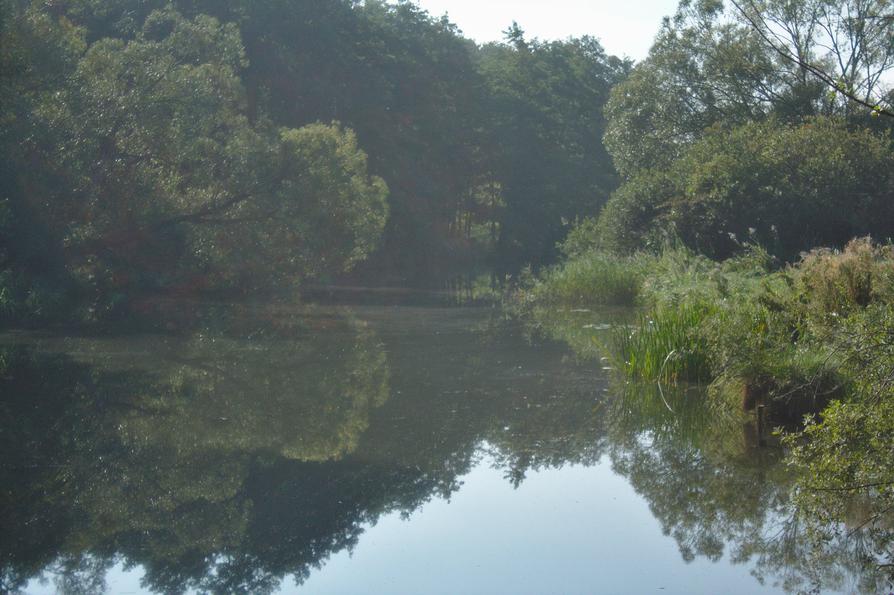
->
780, 303, 894, 578
559, 217, 601, 259
592, 169, 676, 255
796, 238, 894, 319
519, 238, 894, 434
594, 118, 894, 261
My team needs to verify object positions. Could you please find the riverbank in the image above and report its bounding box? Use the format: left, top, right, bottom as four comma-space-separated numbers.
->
512, 238, 894, 573
516, 238, 890, 406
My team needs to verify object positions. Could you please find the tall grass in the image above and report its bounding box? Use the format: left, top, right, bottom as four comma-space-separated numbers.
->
518, 251, 646, 307
608, 304, 713, 384
796, 237, 894, 318
535, 252, 644, 305
518, 239, 894, 428
515, 246, 737, 310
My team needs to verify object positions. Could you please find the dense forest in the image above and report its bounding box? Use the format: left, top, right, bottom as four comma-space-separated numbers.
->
4, 0, 892, 325
1, 0, 628, 325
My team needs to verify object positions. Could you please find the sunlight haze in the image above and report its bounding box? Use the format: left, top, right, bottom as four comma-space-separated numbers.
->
409, 0, 681, 59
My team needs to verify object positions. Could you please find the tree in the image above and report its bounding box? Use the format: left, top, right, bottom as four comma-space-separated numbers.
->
477, 31, 629, 273
2, 4, 388, 318
0, 0, 88, 322
171, 0, 488, 283
729, 0, 894, 118
595, 118, 894, 260
605, 4, 774, 176
603, 0, 836, 178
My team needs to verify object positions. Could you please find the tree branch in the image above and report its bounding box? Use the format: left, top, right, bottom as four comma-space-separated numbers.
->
729, 0, 894, 118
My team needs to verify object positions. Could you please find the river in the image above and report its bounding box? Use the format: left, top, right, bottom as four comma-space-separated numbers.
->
0, 294, 878, 594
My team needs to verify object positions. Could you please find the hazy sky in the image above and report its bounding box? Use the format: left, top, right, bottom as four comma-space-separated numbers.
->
409, 0, 681, 60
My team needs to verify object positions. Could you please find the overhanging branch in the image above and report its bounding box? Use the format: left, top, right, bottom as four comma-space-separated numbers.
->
729, 0, 894, 118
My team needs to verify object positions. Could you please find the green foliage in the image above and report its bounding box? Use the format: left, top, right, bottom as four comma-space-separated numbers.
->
281, 125, 389, 270
638, 246, 730, 307
603, 0, 807, 177
797, 238, 894, 318
2, 0, 636, 320
673, 119, 894, 260
57, 9, 387, 291
559, 217, 601, 259
603, 0, 894, 179
734, 0, 894, 120
519, 252, 646, 307
519, 244, 732, 311
609, 303, 713, 383
198, 123, 389, 290
792, 396, 894, 503
785, 304, 894, 575
478, 33, 629, 273
595, 118, 894, 261
788, 302, 894, 476
700, 240, 894, 412
518, 247, 719, 383
149, 0, 493, 282
1, 3, 393, 322
521, 238, 894, 422
591, 168, 677, 254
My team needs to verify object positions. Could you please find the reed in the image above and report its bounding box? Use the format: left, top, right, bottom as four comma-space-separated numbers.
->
608, 303, 712, 384
528, 252, 644, 306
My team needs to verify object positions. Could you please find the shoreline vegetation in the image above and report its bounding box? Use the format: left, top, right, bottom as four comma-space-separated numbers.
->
513, 239, 886, 411
511, 237, 894, 575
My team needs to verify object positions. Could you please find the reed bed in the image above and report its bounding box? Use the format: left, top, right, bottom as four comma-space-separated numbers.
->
608, 304, 713, 384
527, 252, 644, 306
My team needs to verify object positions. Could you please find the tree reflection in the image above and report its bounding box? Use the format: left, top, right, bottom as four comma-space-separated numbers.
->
2, 304, 891, 593
0, 303, 611, 594
602, 383, 891, 593
532, 307, 894, 593
352, 309, 608, 488
0, 305, 391, 594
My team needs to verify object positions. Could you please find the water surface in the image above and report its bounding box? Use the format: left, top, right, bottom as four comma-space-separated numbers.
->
0, 298, 877, 593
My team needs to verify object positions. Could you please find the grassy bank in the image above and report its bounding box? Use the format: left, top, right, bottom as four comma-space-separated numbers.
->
515, 237, 894, 568
518, 239, 893, 399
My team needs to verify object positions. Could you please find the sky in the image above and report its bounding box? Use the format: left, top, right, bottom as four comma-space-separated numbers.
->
408, 0, 682, 60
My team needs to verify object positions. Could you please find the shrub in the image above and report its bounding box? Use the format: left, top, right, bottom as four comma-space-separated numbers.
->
559, 217, 601, 259
594, 119, 894, 261
593, 168, 676, 255
796, 237, 894, 319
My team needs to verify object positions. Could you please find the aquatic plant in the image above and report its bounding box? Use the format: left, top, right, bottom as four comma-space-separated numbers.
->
608, 303, 712, 384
